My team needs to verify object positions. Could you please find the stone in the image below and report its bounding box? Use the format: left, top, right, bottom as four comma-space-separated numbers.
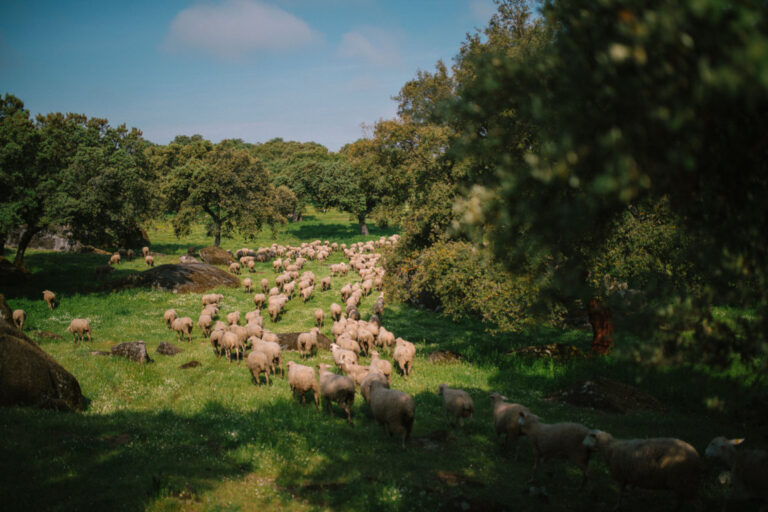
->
427, 350, 464, 363
277, 331, 332, 351
0, 319, 84, 411
199, 246, 236, 265
0, 293, 13, 324
547, 376, 666, 414
157, 342, 184, 356
179, 255, 198, 264
111, 341, 152, 363
102, 263, 240, 294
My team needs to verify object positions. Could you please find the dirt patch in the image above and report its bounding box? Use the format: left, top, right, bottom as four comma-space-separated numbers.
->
34, 331, 64, 341
547, 376, 666, 414
101, 263, 240, 294
413, 429, 455, 450
428, 350, 464, 363
507, 343, 585, 359
179, 360, 202, 369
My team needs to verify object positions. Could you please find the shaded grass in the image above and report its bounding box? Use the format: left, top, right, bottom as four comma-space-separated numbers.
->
0, 211, 765, 511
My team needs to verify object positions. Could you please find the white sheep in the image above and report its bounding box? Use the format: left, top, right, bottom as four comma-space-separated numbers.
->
317, 363, 356, 426
286, 361, 319, 408
518, 411, 591, 489
368, 379, 415, 450
253, 293, 266, 309
260, 278, 270, 293
360, 371, 389, 404
330, 343, 358, 368
210, 329, 225, 357
145, 255, 154, 267
393, 337, 415, 378
252, 338, 283, 378
341, 361, 371, 387
42, 290, 56, 310
243, 277, 252, 293
245, 310, 261, 323
438, 384, 474, 428
197, 313, 213, 337
172, 317, 194, 343
297, 328, 319, 358
301, 285, 314, 303
490, 392, 530, 460
321, 276, 331, 291
221, 331, 244, 362
314, 308, 325, 327
227, 311, 241, 326
246, 350, 270, 386
705, 436, 768, 508
330, 303, 343, 322
229, 262, 241, 274
68, 318, 91, 342
584, 429, 701, 509
369, 351, 392, 385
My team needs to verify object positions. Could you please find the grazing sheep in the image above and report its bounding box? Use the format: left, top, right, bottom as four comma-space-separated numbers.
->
142, 246, 150, 257
245, 321, 263, 340
245, 310, 261, 323
227, 311, 241, 326
12, 309, 26, 330
221, 331, 244, 362
286, 361, 319, 408
377, 327, 395, 354
584, 430, 701, 509
243, 278, 252, 293
301, 285, 314, 303
317, 363, 356, 426
210, 329, 225, 357
253, 293, 266, 309
330, 343, 358, 367
109, 253, 121, 265
321, 276, 331, 291
67, 318, 91, 342
341, 361, 371, 387
361, 279, 373, 296
297, 328, 320, 358
393, 338, 415, 378
357, 328, 375, 356
438, 384, 474, 428
197, 314, 213, 337
518, 412, 591, 489
269, 286, 280, 297
267, 302, 283, 322
347, 307, 361, 321
368, 380, 415, 449
202, 304, 218, 318
229, 262, 241, 275
373, 300, 385, 317
260, 278, 270, 293
126, 248, 134, 260
247, 260, 255, 272
246, 350, 271, 386
172, 317, 194, 343
369, 351, 392, 385
213, 320, 228, 332
314, 308, 325, 327
42, 290, 56, 310
490, 392, 530, 460
201, 293, 224, 306
330, 303, 343, 322
145, 255, 154, 267
337, 336, 361, 356
253, 338, 283, 377
284, 281, 296, 298
360, 371, 389, 403
705, 436, 768, 508
261, 329, 279, 344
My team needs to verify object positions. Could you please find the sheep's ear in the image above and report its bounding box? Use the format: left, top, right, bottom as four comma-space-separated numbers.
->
731, 438, 745, 446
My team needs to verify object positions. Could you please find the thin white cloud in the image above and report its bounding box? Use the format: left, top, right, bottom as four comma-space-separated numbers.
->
337, 27, 401, 67
164, 0, 320, 58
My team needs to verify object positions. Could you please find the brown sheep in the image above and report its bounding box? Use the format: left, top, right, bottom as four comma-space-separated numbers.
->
163, 309, 178, 329
243, 278, 252, 293
172, 317, 194, 342
109, 253, 121, 265
42, 290, 56, 310
142, 246, 150, 257
12, 309, 26, 330
314, 308, 325, 327
145, 255, 154, 267
68, 318, 91, 342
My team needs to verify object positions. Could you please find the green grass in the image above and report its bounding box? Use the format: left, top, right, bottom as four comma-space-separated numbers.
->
0, 209, 765, 511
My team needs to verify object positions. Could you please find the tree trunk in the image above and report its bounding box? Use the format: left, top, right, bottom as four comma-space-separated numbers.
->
358, 215, 369, 235
0, 230, 5, 257
214, 228, 221, 247
13, 226, 37, 269
292, 209, 302, 222
588, 298, 614, 355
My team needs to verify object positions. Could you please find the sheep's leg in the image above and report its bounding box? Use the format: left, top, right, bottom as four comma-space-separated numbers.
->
345, 405, 353, 426
528, 451, 541, 484
612, 483, 625, 511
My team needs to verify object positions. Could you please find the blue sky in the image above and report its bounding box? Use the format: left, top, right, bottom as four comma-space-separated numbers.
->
1, 0, 497, 150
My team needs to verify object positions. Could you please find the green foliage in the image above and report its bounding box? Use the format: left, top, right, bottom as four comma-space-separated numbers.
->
385, 240, 537, 333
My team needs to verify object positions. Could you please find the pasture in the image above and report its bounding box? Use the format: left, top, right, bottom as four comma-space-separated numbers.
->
0, 210, 764, 511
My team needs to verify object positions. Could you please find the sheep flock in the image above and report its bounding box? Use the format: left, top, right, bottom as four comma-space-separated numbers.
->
8, 234, 767, 510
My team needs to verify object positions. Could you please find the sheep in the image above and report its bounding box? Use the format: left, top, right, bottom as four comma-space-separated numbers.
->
221, 331, 244, 362
297, 328, 320, 358
261, 330, 279, 344
283, 280, 296, 298
393, 338, 415, 378
373, 300, 385, 317
67, 318, 91, 342
360, 371, 389, 404
252, 338, 283, 377
94, 264, 114, 278
330, 343, 358, 367
314, 308, 325, 327
230, 324, 248, 346
337, 336, 361, 356
145, 255, 154, 267
172, 317, 194, 343
517, 411, 591, 489
247, 260, 255, 273
109, 253, 121, 265
197, 314, 213, 337
361, 279, 373, 296
253, 293, 266, 309
42, 290, 56, 310
584, 430, 701, 509
369, 351, 392, 385
368, 379, 415, 450
210, 329, 225, 357
331, 319, 347, 339
272, 259, 282, 272
213, 320, 228, 332
245, 310, 261, 323
705, 436, 768, 509
202, 304, 218, 318
301, 285, 314, 303
317, 363, 356, 426
357, 328, 375, 356
347, 307, 361, 321
377, 327, 395, 354
267, 302, 283, 322
340, 284, 352, 302
330, 303, 343, 322
269, 286, 280, 297
142, 246, 150, 257
438, 384, 474, 429
245, 321, 263, 340
490, 392, 530, 460
126, 248, 134, 260
321, 276, 331, 291
12, 309, 26, 330
227, 311, 241, 326
341, 361, 371, 387
286, 361, 319, 408
258, 278, 268, 293
229, 262, 241, 275
243, 278, 252, 293
201, 293, 224, 306
246, 350, 271, 386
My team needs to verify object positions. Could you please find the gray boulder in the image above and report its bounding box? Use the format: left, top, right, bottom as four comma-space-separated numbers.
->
111, 341, 152, 363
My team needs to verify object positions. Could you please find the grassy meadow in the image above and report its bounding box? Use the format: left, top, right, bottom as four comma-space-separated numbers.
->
1, 209, 765, 511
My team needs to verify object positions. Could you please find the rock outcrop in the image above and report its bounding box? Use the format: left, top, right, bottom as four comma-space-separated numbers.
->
102, 263, 240, 294
199, 246, 236, 265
